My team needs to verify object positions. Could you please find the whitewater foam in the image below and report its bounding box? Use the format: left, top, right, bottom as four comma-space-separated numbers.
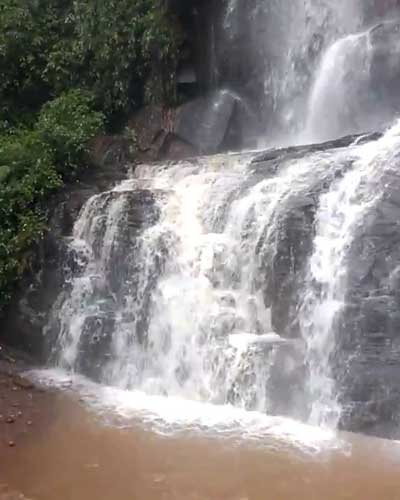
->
28, 368, 342, 454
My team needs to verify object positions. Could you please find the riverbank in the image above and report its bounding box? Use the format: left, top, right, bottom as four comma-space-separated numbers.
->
0, 345, 56, 452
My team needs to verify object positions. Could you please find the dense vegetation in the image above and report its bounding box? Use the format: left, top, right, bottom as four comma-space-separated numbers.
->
0, 0, 181, 311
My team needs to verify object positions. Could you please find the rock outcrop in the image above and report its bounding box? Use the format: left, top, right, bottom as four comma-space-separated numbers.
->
128, 90, 245, 159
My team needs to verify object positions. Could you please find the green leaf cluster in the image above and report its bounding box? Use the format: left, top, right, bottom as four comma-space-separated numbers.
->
0, 0, 181, 125
0, 90, 104, 309
0, 0, 181, 312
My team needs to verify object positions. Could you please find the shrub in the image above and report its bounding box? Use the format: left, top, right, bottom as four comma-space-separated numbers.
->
0, 90, 104, 310
37, 90, 104, 174
0, 0, 181, 124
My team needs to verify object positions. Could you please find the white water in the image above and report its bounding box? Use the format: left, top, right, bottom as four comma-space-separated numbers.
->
39, 2, 400, 440
44, 122, 400, 432
305, 32, 371, 143
43, 147, 330, 418
29, 367, 341, 454
300, 120, 400, 427
305, 17, 400, 143
221, 0, 363, 142
222, 1, 400, 145
265, 0, 363, 138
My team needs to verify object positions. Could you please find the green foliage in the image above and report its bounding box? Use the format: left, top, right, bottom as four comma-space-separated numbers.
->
0, 90, 103, 309
0, 0, 181, 123
37, 90, 104, 173
0, 0, 73, 124
0, 0, 182, 311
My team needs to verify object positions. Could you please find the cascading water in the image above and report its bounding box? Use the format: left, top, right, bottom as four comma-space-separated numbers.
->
42, 119, 400, 432
219, 0, 364, 143
304, 32, 372, 143
51, 152, 314, 411
300, 121, 400, 427
220, 1, 400, 145
263, 0, 363, 139
37, 1, 400, 439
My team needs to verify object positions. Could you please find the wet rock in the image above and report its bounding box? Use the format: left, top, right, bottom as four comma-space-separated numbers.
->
128, 105, 205, 160
173, 90, 240, 154
75, 315, 115, 381
12, 376, 33, 391
267, 341, 308, 421
89, 134, 133, 170
331, 165, 400, 437
369, 20, 400, 116
364, 0, 400, 21
128, 105, 165, 159
157, 132, 197, 160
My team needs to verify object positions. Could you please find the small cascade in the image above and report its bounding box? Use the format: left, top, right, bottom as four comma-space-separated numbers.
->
217, 0, 363, 142
305, 19, 400, 143
263, 0, 363, 139
305, 32, 372, 143
300, 120, 400, 427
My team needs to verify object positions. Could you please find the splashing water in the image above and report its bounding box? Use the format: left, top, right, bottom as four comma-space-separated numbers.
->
300, 120, 400, 427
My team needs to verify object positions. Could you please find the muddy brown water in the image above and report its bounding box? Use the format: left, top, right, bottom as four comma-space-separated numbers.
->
1, 391, 400, 500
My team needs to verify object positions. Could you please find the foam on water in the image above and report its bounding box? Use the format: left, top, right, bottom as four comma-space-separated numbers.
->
28, 368, 342, 454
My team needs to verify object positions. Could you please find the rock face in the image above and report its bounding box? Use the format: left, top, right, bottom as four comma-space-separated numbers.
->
173, 90, 241, 154
48, 187, 161, 381
364, 0, 400, 21
337, 165, 400, 438
369, 20, 400, 112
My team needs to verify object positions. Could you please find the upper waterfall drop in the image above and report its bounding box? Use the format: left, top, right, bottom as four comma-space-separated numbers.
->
218, 0, 364, 144
262, 0, 364, 140
219, 1, 400, 146
304, 31, 371, 144
304, 18, 400, 143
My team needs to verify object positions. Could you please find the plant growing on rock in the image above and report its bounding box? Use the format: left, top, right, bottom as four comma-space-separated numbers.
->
0, 90, 104, 311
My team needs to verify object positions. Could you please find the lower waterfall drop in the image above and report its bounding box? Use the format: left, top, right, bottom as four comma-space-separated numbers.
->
301, 120, 400, 427
46, 120, 400, 430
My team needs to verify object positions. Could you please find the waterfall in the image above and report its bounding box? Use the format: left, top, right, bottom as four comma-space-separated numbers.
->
304, 32, 371, 143
220, 1, 400, 144
45, 121, 400, 430
218, 0, 363, 143
300, 121, 400, 427
263, 0, 363, 139
37, 2, 400, 438
305, 18, 400, 143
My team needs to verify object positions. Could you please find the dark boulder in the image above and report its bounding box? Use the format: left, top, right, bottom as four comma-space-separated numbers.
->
173, 89, 241, 154
128, 91, 243, 158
